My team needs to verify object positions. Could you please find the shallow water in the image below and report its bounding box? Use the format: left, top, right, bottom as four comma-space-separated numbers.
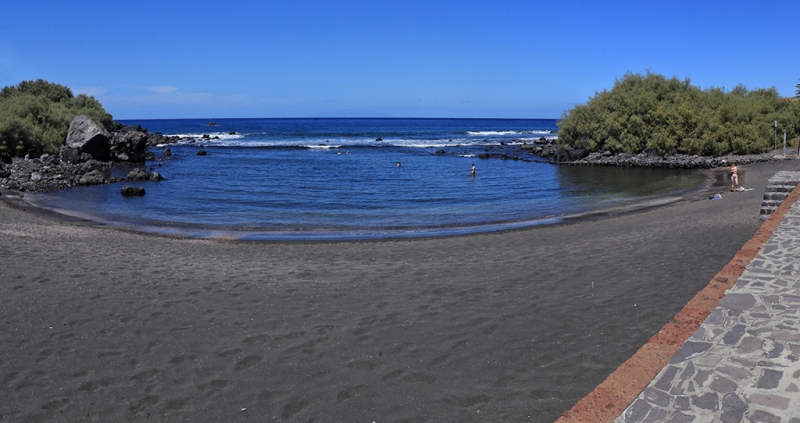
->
31, 118, 705, 239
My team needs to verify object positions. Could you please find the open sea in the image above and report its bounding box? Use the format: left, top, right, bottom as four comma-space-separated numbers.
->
30, 118, 705, 240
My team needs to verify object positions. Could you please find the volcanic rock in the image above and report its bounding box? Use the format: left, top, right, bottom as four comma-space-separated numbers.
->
65, 115, 111, 161
126, 168, 150, 181
120, 186, 146, 196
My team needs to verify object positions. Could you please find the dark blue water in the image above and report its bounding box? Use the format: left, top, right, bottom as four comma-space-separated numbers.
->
31, 118, 705, 239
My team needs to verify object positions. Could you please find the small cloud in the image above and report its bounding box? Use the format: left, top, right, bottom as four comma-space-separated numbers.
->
147, 86, 178, 94
74, 87, 107, 97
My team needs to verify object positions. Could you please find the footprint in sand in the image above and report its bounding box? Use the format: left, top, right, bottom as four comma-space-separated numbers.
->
169, 355, 197, 365
337, 385, 369, 402
235, 355, 262, 370
281, 400, 308, 419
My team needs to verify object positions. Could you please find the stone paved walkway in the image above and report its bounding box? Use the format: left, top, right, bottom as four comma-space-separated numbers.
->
615, 194, 800, 422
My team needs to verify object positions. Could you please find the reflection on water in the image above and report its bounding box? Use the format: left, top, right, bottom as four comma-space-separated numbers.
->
556, 166, 705, 203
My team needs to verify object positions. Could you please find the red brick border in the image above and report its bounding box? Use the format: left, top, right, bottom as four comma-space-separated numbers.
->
556, 183, 800, 423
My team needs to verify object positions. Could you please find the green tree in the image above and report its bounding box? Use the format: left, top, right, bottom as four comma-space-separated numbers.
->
0, 79, 113, 156
558, 72, 800, 156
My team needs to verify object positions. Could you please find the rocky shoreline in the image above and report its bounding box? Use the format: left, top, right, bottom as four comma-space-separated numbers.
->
0, 116, 179, 194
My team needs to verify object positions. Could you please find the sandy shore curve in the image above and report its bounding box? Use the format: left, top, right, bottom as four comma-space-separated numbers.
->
1, 159, 797, 422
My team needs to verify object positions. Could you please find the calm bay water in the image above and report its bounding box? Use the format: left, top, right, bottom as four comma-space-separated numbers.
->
31, 118, 704, 239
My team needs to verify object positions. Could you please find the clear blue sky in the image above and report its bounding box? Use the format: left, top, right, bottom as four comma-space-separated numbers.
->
1, 0, 798, 120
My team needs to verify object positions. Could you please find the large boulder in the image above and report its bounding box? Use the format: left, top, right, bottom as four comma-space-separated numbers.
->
65, 115, 111, 161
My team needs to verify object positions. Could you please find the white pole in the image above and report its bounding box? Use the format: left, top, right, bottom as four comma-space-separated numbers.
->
775, 121, 778, 150
784, 131, 787, 157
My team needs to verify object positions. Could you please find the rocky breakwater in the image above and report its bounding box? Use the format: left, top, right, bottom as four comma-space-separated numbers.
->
0, 115, 175, 194
524, 138, 783, 169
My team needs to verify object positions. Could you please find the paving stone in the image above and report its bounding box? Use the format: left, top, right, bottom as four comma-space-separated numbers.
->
670, 341, 712, 364
786, 382, 799, 392
748, 393, 790, 410
705, 309, 724, 325
720, 393, 746, 423
722, 324, 747, 345
737, 336, 765, 354
749, 409, 781, 423
674, 395, 691, 410
766, 343, 784, 359
623, 399, 651, 423
692, 392, 719, 411
643, 387, 671, 407
671, 382, 688, 396
695, 369, 713, 387
710, 376, 738, 393
679, 361, 695, 383
642, 408, 668, 423
667, 411, 695, 423
757, 368, 784, 390
729, 357, 755, 368
654, 366, 680, 391
718, 365, 753, 381
690, 354, 724, 367
769, 332, 800, 342
690, 327, 707, 341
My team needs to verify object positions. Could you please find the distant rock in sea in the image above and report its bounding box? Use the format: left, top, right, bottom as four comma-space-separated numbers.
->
120, 186, 146, 196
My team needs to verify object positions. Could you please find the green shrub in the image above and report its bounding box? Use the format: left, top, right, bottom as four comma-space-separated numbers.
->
0, 79, 114, 156
558, 72, 800, 156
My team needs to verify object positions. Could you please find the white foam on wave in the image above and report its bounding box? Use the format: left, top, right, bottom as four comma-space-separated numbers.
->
172, 132, 245, 141
467, 130, 553, 136
519, 135, 559, 142
160, 136, 517, 149
307, 144, 342, 149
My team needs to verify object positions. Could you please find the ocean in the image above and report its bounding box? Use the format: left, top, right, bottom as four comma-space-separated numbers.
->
30, 118, 705, 240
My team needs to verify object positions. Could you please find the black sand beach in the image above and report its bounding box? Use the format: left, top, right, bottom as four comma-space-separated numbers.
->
1, 160, 798, 422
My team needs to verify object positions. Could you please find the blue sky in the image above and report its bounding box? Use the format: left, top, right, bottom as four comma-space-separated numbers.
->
1, 0, 798, 120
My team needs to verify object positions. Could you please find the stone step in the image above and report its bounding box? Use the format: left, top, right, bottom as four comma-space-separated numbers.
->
759, 171, 800, 220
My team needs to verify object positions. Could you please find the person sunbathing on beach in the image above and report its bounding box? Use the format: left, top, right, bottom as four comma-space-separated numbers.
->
730, 163, 739, 191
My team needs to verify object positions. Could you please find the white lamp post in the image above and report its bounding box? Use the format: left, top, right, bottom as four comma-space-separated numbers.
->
774, 121, 778, 151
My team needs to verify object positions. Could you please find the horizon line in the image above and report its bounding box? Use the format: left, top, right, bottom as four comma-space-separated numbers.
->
114, 116, 562, 121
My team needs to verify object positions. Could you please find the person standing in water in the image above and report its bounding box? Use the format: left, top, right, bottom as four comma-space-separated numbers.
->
470, 163, 476, 177
730, 163, 739, 191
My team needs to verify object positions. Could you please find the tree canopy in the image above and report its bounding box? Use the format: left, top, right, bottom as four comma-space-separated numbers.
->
557, 72, 800, 156
0, 79, 114, 156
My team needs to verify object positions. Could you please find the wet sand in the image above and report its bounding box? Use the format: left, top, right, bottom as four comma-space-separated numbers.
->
1, 160, 798, 422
